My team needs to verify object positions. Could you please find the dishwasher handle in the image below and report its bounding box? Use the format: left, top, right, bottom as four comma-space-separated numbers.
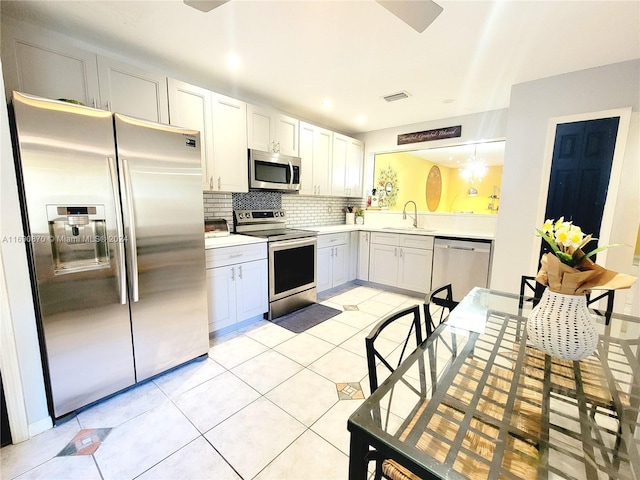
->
434, 241, 491, 254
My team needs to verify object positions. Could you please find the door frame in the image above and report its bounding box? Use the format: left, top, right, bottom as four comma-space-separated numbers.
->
534, 107, 632, 270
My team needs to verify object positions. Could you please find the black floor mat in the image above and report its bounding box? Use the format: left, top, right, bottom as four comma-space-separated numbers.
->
272, 304, 342, 334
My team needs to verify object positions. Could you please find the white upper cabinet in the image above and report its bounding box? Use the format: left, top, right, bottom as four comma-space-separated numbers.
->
97, 57, 168, 123
2, 21, 100, 105
331, 133, 349, 196
331, 133, 364, 198
247, 104, 299, 156
211, 92, 248, 193
168, 79, 248, 192
299, 121, 332, 196
347, 137, 364, 198
167, 78, 214, 190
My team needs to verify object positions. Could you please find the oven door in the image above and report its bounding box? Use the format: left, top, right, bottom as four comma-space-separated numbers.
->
268, 237, 316, 302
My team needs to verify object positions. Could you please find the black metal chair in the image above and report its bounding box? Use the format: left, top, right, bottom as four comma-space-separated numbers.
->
423, 284, 458, 337
365, 304, 423, 394
365, 304, 425, 480
519, 275, 615, 325
586, 289, 615, 326
518, 275, 545, 315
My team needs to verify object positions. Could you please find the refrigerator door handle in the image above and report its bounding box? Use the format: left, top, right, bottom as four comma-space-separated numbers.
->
108, 157, 127, 305
122, 157, 140, 302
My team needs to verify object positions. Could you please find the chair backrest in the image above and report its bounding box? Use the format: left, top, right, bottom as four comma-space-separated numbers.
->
423, 284, 458, 337
520, 275, 615, 325
365, 305, 422, 393
586, 289, 615, 326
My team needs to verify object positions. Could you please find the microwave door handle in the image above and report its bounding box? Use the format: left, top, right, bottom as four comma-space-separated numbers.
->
121, 157, 139, 302
108, 157, 127, 305
288, 161, 293, 189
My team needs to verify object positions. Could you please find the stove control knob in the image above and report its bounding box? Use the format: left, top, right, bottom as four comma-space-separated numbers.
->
238, 213, 244, 219
280, 211, 285, 217
275, 211, 280, 217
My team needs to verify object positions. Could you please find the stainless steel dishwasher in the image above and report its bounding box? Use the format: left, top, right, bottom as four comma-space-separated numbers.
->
431, 238, 492, 302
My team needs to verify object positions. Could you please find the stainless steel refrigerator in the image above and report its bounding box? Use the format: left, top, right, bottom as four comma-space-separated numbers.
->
11, 92, 209, 419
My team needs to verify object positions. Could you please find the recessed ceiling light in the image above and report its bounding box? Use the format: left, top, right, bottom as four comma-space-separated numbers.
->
357, 116, 366, 124
227, 54, 242, 70
322, 99, 333, 110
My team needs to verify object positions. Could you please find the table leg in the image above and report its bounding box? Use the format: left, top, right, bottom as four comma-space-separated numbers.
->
348, 430, 370, 480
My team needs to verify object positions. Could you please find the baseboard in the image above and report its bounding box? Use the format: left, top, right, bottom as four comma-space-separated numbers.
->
28, 416, 53, 438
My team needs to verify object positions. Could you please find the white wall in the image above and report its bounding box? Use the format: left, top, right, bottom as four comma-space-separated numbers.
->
491, 60, 640, 306
0, 59, 52, 436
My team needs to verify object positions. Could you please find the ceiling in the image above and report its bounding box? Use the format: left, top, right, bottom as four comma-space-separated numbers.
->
2, 1, 639, 135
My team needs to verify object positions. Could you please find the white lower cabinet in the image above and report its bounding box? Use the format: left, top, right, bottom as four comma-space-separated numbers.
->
368, 232, 434, 294
317, 232, 350, 292
206, 243, 268, 333
357, 231, 371, 281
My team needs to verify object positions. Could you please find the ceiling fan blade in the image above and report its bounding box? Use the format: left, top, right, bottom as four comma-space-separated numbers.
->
183, 0, 230, 13
376, 0, 443, 33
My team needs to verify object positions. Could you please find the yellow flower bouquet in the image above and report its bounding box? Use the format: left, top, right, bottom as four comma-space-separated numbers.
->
534, 217, 636, 295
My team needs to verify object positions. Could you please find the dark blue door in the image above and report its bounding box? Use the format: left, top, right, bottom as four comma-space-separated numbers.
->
543, 117, 619, 256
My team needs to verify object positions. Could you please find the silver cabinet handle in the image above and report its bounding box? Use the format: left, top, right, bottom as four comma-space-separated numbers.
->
238, 265, 242, 279
400, 248, 403, 258
394, 248, 398, 257
209, 176, 213, 190
231, 267, 235, 281
92, 98, 97, 108
218, 177, 221, 190
108, 157, 126, 305
121, 158, 139, 302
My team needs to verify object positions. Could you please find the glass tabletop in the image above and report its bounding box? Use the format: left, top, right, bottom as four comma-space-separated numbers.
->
348, 288, 640, 480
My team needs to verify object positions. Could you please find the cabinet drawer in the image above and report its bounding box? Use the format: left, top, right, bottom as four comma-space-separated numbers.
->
399, 234, 434, 250
206, 243, 267, 269
317, 232, 349, 249
370, 232, 399, 245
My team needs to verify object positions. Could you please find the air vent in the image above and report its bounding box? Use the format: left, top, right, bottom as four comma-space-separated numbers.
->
382, 91, 411, 102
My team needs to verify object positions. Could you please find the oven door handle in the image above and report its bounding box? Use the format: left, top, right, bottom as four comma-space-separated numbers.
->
269, 237, 317, 250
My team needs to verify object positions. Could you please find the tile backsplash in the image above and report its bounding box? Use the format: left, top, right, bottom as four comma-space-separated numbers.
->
203, 192, 365, 230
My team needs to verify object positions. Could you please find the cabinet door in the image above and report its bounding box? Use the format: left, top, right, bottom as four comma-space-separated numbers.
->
206, 266, 236, 332
212, 92, 248, 192
235, 260, 268, 322
97, 56, 169, 123
314, 127, 333, 195
247, 104, 273, 152
167, 78, 213, 190
357, 232, 370, 281
347, 137, 364, 197
331, 133, 348, 196
2, 23, 100, 106
348, 231, 358, 281
369, 244, 399, 286
316, 246, 333, 293
398, 247, 432, 293
275, 113, 299, 156
298, 122, 315, 195
332, 244, 349, 287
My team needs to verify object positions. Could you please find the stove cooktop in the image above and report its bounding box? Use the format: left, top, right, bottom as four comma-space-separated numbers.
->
241, 228, 317, 242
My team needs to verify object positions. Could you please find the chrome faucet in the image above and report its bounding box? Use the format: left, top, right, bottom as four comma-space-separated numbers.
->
402, 200, 418, 228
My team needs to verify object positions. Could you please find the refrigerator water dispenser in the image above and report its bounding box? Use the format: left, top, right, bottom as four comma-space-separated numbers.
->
47, 205, 110, 274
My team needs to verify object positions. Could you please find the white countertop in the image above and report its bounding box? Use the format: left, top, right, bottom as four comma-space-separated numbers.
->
304, 224, 494, 241
204, 234, 267, 249
204, 225, 494, 250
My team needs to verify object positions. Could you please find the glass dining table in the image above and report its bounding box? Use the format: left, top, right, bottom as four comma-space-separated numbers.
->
347, 288, 639, 480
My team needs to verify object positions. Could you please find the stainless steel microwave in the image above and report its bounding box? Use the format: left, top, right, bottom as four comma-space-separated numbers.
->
249, 149, 301, 192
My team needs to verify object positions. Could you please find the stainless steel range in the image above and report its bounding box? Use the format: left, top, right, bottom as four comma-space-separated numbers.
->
234, 210, 317, 319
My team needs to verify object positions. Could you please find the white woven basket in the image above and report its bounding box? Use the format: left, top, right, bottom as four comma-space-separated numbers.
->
526, 288, 599, 361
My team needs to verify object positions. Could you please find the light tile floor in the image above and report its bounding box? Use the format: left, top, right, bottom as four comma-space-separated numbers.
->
1, 285, 423, 480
